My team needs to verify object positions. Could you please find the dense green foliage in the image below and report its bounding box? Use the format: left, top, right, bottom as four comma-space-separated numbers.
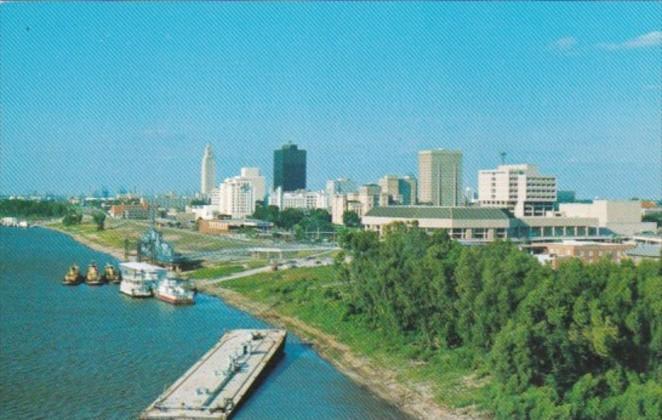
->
337, 223, 661, 418
61, 207, 83, 226
252, 204, 335, 237
92, 211, 106, 231
0, 198, 72, 219
342, 210, 361, 228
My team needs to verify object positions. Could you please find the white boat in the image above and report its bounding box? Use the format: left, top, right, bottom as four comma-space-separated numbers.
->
154, 276, 195, 305
119, 262, 166, 298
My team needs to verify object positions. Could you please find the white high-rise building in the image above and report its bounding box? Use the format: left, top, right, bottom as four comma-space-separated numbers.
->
200, 144, 216, 195
218, 177, 255, 219
418, 149, 463, 206
240, 167, 266, 204
478, 164, 556, 217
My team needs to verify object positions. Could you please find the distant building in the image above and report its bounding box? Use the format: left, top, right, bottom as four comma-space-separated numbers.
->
273, 143, 306, 192
378, 175, 417, 205
625, 244, 661, 263
200, 144, 216, 196
269, 188, 327, 210
239, 167, 266, 204
218, 177, 256, 219
535, 241, 636, 269
559, 200, 656, 237
199, 218, 272, 235
557, 190, 576, 204
478, 164, 556, 217
326, 178, 357, 196
418, 149, 463, 206
109, 203, 150, 219
331, 184, 387, 225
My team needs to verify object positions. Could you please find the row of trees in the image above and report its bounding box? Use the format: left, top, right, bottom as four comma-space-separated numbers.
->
337, 223, 661, 418
252, 204, 336, 239
0, 199, 72, 218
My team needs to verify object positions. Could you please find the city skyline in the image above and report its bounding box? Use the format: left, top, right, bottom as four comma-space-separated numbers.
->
1, 2, 660, 198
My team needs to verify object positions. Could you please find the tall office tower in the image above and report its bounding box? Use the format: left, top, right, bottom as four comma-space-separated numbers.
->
418, 149, 463, 206
478, 164, 557, 217
239, 167, 266, 204
200, 144, 216, 195
273, 143, 306, 192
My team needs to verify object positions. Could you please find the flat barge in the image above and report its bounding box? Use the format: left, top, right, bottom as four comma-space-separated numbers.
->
141, 329, 286, 419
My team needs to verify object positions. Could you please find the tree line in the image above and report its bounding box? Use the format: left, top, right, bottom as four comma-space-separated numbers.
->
336, 222, 661, 418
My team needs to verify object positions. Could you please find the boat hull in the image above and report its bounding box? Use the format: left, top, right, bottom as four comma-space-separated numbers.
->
155, 292, 194, 305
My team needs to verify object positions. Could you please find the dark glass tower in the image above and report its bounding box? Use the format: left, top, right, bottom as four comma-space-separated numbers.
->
273, 143, 307, 192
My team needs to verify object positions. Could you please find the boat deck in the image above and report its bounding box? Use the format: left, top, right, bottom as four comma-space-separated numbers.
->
141, 329, 286, 419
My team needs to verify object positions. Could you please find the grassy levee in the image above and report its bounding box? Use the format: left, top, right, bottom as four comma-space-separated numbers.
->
44, 219, 261, 256
215, 265, 491, 416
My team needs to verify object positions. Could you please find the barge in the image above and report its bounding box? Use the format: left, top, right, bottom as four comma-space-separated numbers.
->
141, 329, 286, 419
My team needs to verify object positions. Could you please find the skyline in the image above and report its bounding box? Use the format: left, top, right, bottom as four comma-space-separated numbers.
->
1, 2, 660, 198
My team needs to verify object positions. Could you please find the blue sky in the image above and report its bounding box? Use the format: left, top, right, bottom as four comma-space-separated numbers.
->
1, 2, 660, 198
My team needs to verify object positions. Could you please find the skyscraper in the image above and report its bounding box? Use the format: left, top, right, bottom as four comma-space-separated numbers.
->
273, 143, 306, 192
418, 149, 463, 206
200, 144, 216, 195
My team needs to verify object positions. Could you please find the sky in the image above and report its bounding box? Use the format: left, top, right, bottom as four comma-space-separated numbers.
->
1, 2, 660, 199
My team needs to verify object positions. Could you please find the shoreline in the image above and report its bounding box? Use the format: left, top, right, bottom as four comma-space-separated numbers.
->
35, 225, 473, 419
199, 284, 475, 420
37, 223, 126, 260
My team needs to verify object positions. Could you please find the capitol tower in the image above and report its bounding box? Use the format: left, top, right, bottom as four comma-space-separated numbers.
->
200, 144, 216, 196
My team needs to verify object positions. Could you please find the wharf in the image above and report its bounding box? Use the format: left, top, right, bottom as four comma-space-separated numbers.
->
141, 329, 287, 419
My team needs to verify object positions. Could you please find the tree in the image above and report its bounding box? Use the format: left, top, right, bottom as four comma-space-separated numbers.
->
92, 211, 106, 231
62, 208, 82, 226
343, 210, 361, 228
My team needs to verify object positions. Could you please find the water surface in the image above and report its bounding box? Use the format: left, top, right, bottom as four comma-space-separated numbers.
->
0, 227, 403, 419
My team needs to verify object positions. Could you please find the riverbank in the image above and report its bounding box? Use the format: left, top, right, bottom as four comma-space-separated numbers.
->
199, 270, 486, 420
37, 223, 483, 418
203, 286, 469, 419
38, 223, 126, 260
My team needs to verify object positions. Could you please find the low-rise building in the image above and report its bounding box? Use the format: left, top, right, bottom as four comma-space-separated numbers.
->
269, 188, 328, 210
109, 203, 150, 219
362, 205, 605, 242
559, 200, 656, 237
198, 218, 272, 235
535, 241, 635, 269
625, 244, 661, 263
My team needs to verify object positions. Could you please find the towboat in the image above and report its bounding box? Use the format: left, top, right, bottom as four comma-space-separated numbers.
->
103, 263, 121, 284
62, 264, 82, 285
85, 262, 104, 286
154, 276, 195, 305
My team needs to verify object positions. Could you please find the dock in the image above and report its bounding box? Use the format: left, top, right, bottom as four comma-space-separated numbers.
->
141, 329, 287, 419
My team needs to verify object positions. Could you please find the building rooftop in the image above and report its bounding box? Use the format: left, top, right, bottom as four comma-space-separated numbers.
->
626, 244, 661, 258
120, 262, 166, 271
364, 206, 513, 220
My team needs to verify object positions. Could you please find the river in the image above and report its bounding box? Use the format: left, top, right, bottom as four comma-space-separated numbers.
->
0, 227, 404, 419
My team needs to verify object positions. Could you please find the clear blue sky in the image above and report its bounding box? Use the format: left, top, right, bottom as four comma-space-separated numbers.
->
1, 2, 660, 198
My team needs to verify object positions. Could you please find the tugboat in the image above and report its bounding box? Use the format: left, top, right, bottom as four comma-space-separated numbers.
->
103, 263, 121, 284
154, 275, 195, 305
62, 264, 82, 285
85, 262, 104, 286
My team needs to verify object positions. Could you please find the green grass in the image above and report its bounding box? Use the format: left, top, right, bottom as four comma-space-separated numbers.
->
187, 260, 268, 279
47, 219, 271, 255
219, 266, 492, 411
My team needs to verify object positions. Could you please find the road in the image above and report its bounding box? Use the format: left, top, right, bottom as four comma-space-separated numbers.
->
196, 255, 335, 286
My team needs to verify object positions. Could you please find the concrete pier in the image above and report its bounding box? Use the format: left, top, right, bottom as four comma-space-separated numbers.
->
141, 329, 287, 419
